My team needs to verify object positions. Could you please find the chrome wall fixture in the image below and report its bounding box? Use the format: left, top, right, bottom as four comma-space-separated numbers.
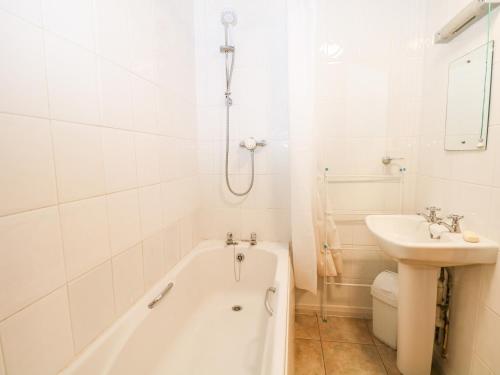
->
264, 286, 276, 316
220, 10, 266, 196
147, 282, 174, 309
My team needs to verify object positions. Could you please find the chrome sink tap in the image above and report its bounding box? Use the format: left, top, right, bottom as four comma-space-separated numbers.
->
418, 206, 442, 223
437, 215, 464, 234
428, 214, 464, 239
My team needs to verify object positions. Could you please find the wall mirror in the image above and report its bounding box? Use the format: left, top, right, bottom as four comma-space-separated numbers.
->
445, 41, 494, 151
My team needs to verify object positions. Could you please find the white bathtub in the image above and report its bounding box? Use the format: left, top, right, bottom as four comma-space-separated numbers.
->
60, 240, 293, 375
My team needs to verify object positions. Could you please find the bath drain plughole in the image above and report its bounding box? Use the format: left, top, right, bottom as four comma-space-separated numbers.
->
232, 305, 242, 312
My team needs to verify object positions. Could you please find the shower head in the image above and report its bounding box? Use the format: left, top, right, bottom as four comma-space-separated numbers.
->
221, 10, 237, 27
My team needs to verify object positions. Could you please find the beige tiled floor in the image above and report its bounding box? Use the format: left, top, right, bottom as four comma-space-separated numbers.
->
295, 313, 442, 375
295, 313, 400, 375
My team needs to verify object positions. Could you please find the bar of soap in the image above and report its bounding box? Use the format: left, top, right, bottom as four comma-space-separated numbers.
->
463, 230, 480, 243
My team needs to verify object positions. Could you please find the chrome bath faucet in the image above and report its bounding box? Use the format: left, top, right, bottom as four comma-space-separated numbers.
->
226, 232, 257, 246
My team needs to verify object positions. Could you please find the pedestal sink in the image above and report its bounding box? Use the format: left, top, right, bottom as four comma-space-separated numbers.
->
366, 215, 498, 375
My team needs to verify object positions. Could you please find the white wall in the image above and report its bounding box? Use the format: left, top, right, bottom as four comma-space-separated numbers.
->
296, 0, 426, 315
0, 1, 199, 373
194, 0, 290, 242
416, 2, 500, 375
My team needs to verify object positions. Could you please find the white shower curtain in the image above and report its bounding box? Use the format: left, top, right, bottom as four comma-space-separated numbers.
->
287, 0, 318, 294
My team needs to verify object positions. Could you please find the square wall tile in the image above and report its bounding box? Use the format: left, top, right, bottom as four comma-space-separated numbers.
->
475, 307, 500, 374
177, 140, 198, 179
52, 121, 106, 202
157, 89, 177, 137
164, 223, 180, 272
0, 207, 66, 321
41, 0, 95, 51
241, 209, 290, 243
177, 177, 199, 217
481, 260, 500, 316
94, 0, 131, 67
198, 208, 241, 240
132, 77, 158, 134
179, 216, 193, 257
99, 59, 134, 131
0, 287, 73, 375
469, 355, 494, 375
102, 128, 137, 193
490, 127, 500, 188
449, 142, 495, 187
106, 190, 141, 255
0, 11, 48, 117
45, 33, 100, 125
450, 183, 491, 234
68, 261, 115, 352
161, 181, 184, 227
135, 133, 160, 186
112, 244, 144, 314
159, 137, 180, 182
489, 62, 500, 126
142, 232, 165, 289
128, 0, 156, 82
139, 184, 163, 238
0, 0, 42, 25
59, 196, 110, 280
0, 114, 57, 216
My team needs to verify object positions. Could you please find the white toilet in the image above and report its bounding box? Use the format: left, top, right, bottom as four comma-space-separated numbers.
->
371, 271, 399, 349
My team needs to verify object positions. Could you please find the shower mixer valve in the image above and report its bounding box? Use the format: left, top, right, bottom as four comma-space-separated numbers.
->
239, 137, 266, 151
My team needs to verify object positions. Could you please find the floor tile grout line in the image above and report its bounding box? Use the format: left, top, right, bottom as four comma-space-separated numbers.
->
365, 319, 391, 375
316, 313, 376, 346
373, 342, 391, 375
314, 313, 328, 375
320, 339, 377, 346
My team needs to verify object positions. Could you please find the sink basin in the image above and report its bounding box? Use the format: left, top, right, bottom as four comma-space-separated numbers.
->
365, 215, 498, 267
366, 214, 498, 375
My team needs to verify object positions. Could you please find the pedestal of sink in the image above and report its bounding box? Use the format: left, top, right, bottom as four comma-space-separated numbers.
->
365, 215, 499, 375
397, 263, 439, 375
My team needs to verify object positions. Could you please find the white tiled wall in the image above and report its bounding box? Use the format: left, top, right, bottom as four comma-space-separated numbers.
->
416, 2, 500, 375
296, 0, 426, 314
0, 0, 200, 373
194, 0, 290, 242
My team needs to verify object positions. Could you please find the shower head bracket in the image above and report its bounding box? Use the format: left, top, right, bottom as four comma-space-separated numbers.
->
220, 45, 235, 54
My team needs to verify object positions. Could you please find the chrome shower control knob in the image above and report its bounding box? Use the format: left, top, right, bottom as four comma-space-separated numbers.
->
239, 137, 266, 150
240, 137, 257, 150
244, 137, 257, 150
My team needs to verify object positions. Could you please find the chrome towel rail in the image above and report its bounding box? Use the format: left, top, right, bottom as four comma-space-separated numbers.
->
320, 168, 405, 322
148, 282, 174, 309
326, 174, 402, 183
264, 287, 276, 316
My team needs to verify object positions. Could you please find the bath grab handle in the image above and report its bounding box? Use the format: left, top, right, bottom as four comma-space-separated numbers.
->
265, 287, 276, 316
148, 282, 174, 309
